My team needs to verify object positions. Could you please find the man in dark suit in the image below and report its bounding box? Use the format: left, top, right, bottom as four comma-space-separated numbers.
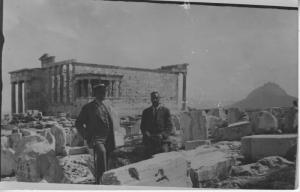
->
140, 91, 173, 158
75, 83, 120, 184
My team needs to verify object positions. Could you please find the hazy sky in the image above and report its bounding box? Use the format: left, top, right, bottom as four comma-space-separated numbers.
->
2, 0, 298, 112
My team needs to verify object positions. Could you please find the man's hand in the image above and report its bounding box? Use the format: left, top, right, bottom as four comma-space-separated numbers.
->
161, 132, 168, 140
145, 131, 151, 137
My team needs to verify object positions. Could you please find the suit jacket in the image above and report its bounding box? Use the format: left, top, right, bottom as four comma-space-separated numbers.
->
140, 105, 173, 139
75, 99, 121, 153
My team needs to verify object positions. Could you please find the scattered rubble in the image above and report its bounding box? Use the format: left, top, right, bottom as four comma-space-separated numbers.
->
50, 124, 68, 156
103, 144, 237, 188
180, 110, 208, 142
58, 154, 95, 184
65, 128, 84, 147
184, 147, 235, 188
1, 136, 10, 148
15, 135, 64, 182
251, 111, 279, 134
206, 156, 296, 189
205, 115, 226, 139
1, 147, 16, 176
102, 151, 192, 187
227, 108, 249, 124
0, 106, 297, 189
8, 130, 22, 150
241, 134, 297, 161
212, 121, 252, 141
212, 141, 241, 159
39, 128, 56, 151
0, 112, 127, 183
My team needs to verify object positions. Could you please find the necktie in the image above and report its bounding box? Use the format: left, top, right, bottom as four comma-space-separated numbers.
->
154, 107, 158, 121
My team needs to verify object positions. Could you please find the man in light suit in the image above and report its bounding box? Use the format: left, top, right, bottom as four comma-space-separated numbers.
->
75, 83, 121, 184
140, 91, 173, 158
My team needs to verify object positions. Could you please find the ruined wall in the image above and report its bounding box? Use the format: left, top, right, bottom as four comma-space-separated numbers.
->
11, 62, 181, 118
72, 64, 179, 117
26, 74, 49, 112
10, 69, 48, 113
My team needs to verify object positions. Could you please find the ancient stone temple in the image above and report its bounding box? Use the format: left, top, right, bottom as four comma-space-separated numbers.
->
10, 54, 188, 117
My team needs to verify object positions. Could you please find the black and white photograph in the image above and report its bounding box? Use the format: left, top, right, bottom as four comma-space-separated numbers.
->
0, 0, 298, 189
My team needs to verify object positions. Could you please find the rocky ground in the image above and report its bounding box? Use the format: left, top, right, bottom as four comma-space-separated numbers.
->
1, 112, 297, 189
1, 114, 90, 184
205, 156, 296, 189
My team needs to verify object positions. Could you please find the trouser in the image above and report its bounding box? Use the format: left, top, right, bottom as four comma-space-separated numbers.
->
144, 135, 170, 158
86, 140, 108, 184
94, 141, 108, 184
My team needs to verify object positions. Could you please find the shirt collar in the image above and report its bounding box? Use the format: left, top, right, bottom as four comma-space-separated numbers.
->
94, 99, 103, 106
152, 103, 161, 110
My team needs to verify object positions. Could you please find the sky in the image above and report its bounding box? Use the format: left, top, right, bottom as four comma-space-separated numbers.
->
2, 0, 298, 113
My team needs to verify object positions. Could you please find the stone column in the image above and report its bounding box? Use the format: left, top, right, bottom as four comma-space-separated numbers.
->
57, 66, 61, 103
81, 80, 86, 97
62, 65, 67, 104
85, 79, 89, 97
88, 79, 92, 97
54, 66, 58, 103
115, 81, 119, 98
23, 81, 28, 112
182, 72, 187, 111
68, 64, 74, 103
66, 64, 70, 103
60, 74, 64, 103
118, 81, 122, 97
107, 81, 112, 97
57, 74, 60, 103
50, 67, 54, 104
111, 81, 116, 97
18, 82, 23, 113
51, 73, 55, 104
11, 82, 16, 114
105, 83, 108, 97
48, 68, 52, 104
76, 80, 80, 98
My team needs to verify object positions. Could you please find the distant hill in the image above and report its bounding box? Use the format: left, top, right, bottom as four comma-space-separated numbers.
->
187, 98, 235, 109
231, 82, 297, 109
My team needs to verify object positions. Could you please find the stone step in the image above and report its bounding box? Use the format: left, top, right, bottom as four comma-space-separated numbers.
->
67, 146, 89, 156
184, 139, 211, 150
58, 154, 95, 184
